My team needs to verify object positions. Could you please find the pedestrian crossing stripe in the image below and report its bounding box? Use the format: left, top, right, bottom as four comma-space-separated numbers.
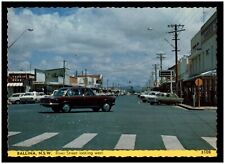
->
63, 133, 97, 148
114, 134, 136, 150
8, 131, 21, 137
13, 132, 58, 147
9, 131, 216, 150
161, 135, 185, 150
201, 137, 217, 149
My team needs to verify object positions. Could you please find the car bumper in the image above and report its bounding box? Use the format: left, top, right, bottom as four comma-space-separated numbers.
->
40, 102, 60, 107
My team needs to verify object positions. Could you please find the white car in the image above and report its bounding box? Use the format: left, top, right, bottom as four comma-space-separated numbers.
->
139, 91, 160, 103
8, 93, 25, 104
20, 92, 48, 104
148, 92, 183, 105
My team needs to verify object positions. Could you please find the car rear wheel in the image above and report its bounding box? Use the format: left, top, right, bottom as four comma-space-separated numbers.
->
61, 103, 71, 113
102, 103, 111, 112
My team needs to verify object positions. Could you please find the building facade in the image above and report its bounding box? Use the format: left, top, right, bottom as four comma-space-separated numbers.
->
7, 71, 35, 96
33, 68, 70, 94
69, 74, 103, 88
182, 12, 217, 106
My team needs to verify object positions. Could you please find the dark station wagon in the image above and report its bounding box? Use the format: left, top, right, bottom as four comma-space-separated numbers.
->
40, 87, 116, 113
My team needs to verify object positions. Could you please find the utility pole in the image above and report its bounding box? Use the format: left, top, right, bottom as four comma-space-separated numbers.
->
63, 60, 66, 87
151, 71, 155, 88
202, 8, 206, 24
168, 24, 185, 94
85, 68, 87, 87
156, 53, 166, 84
152, 64, 159, 87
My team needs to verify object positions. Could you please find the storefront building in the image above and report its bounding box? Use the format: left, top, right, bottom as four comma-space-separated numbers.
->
182, 12, 217, 106
70, 74, 103, 88
33, 68, 70, 94
7, 71, 35, 96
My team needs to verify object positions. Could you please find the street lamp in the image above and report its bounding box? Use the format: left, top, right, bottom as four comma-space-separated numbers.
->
8, 28, 33, 49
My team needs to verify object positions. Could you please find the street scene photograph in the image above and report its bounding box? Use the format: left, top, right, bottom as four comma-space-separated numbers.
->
3, 2, 222, 161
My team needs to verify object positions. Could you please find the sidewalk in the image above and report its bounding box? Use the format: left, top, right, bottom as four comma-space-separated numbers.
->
178, 104, 217, 110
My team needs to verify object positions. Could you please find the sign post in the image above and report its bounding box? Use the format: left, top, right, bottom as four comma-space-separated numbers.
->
195, 78, 203, 107
159, 70, 174, 93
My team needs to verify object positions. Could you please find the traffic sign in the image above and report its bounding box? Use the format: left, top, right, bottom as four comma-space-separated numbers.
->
195, 78, 203, 86
159, 70, 174, 77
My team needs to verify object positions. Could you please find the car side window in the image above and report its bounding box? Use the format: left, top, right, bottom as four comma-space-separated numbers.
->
72, 89, 80, 96
67, 89, 80, 96
86, 89, 94, 96
80, 88, 94, 96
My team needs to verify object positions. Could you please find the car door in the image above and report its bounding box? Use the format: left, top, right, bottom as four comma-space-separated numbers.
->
82, 88, 98, 107
67, 88, 84, 108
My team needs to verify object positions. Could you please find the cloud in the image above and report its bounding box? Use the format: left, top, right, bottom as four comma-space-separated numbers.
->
7, 7, 216, 86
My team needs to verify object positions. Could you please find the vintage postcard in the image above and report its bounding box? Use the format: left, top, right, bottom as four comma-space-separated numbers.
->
2, 1, 223, 162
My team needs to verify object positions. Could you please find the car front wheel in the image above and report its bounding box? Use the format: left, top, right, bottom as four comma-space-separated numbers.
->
15, 100, 20, 104
102, 103, 111, 112
61, 103, 71, 113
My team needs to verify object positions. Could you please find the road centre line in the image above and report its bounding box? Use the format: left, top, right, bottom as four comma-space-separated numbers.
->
8, 131, 21, 137
201, 137, 217, 149
63, 133, 97, 148
114, 134, 136, 150
13, 132, 58, 147
161, 135, 185, 150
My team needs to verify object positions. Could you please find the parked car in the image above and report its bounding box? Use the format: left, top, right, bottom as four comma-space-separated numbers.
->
8, 93, 25, 104
149, 92, 183, 105
20, 92, 48, 104
139, 91, 160, 103
40, 87, 116, 113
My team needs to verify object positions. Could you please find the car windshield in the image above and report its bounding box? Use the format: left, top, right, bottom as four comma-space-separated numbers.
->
54, 88, 69, 96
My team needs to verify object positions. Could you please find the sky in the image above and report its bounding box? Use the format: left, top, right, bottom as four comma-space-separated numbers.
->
7, 7, 216, 87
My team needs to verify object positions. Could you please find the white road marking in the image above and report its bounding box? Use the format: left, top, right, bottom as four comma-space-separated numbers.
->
201, 137, 217, 149
114, 134, 136, 150
161, 135, 185, 150
63, 133, 97, 148
8, 131, 21, 137
13, 132, 58, 147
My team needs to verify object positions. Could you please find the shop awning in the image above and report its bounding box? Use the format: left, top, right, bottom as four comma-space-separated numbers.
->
184, 69, 217, 82
7, 83, 23, 87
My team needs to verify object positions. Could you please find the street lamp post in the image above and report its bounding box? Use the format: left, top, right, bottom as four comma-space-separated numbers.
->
8, 28, 33, 49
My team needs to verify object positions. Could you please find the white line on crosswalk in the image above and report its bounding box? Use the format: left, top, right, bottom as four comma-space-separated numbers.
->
114, 134, 136, 150
63, 133, 97, 148
13, 132, 58, 147
161, 135, 185, 150
201, 137, 217, 149
8, 131, 21, 137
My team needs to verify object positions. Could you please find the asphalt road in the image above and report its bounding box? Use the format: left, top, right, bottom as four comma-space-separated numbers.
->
7, 95, 217, 150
